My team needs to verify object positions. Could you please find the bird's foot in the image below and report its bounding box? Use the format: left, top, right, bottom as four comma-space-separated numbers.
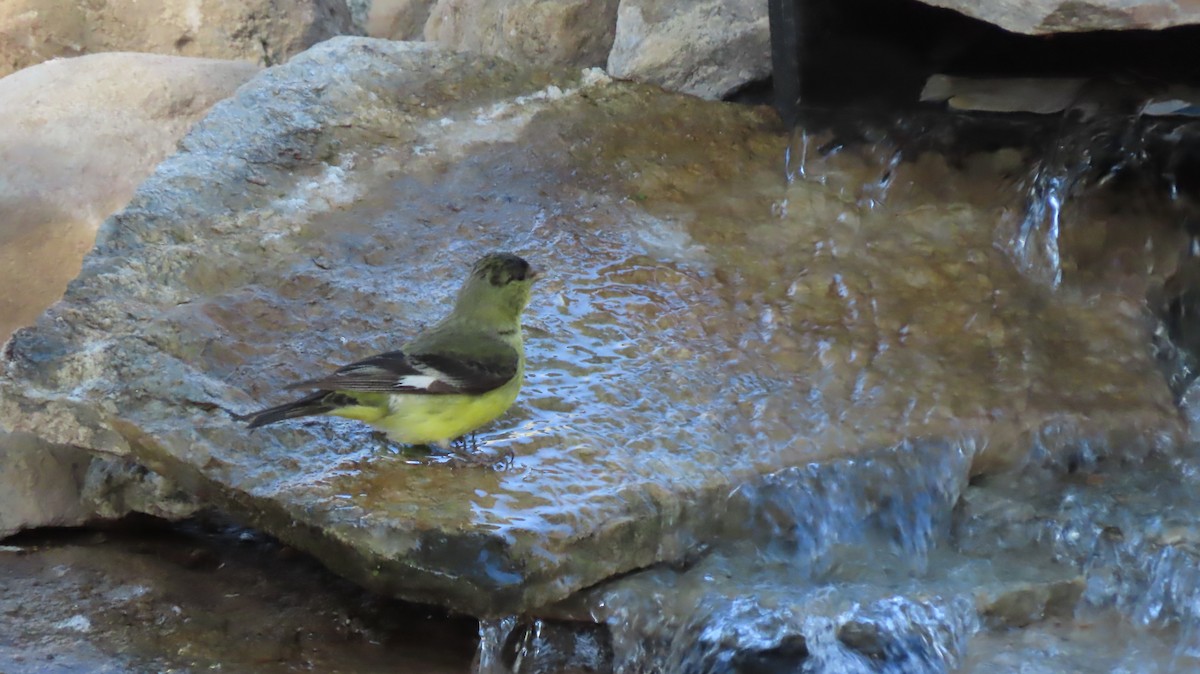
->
450, 433, 481, 453
444, 433, 514, 470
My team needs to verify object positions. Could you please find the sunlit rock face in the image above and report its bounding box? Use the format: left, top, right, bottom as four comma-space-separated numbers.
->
0, 52, 257, 537
0, 52, 260, 343
0, 37, 1180, 616
0, 0, 358, 78
607, 0, 769, 101
919, 0, 1200, 33
424, 0, 619, 68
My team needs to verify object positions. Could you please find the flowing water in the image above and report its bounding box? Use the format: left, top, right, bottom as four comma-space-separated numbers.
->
474, 108, 1200, 673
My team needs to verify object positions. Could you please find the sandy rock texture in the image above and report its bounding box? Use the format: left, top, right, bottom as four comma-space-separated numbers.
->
0, 52, 259, 343
423, 0, 619, 67
0, 0, 357, 77
364, 0, 436, 40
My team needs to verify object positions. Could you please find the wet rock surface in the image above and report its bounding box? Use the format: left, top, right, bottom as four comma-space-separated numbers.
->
509, 440, 1081, 672
481, 447, 1200, 673
0, 37, 1183, 620
0, 520, 475, 673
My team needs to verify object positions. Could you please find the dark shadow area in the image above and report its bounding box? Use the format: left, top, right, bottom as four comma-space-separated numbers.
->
757, 0, 1200, 112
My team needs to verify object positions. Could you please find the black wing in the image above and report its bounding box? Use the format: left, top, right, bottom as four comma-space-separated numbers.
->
286, 342, 518, 395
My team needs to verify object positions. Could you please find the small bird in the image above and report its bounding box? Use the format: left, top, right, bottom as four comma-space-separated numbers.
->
240, 252, 539, 461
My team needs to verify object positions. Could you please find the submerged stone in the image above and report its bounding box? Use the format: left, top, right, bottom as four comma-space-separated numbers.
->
0, 37, 1182, 616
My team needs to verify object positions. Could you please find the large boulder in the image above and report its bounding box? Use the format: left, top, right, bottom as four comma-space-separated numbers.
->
0, 52, 259, 342
607, 0, 769, 100
423, 0, 619, 67
0, 0, 357, 78
0, 52, 258, 536
0, 37, 1180, 616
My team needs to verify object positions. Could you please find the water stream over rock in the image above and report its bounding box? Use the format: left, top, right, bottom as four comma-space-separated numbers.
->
474, 110, 1200, 672
2, 37, 1199, 671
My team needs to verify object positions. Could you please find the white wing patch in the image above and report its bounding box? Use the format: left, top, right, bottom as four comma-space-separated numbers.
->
392, 359, 466, 391
393, 374, 440, 391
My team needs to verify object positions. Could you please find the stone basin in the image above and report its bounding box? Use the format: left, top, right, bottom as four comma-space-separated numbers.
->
0, 37, 1182, 617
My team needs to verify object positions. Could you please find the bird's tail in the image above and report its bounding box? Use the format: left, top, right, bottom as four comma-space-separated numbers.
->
238, 391, 341, 429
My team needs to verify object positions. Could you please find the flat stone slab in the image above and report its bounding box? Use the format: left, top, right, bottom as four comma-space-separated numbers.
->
920, 0, 1200, 34
0, 37, 1182, 616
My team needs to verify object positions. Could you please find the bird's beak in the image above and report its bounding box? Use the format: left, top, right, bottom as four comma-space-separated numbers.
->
528, 267, 542, 281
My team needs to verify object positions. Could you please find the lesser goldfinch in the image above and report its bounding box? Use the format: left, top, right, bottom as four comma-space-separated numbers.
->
240, 252, 539, 458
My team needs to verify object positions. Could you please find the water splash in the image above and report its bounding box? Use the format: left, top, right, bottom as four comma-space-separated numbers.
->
1003, 114, 1110, 289
952, 446, 1200, 667
725, 438, 976, 572
1042, 458, 1200, 631
474, 439, 985, 673
1012, 164, 1066, 287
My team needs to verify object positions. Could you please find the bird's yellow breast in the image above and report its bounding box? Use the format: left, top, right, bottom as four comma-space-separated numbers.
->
366, 365, 523, 447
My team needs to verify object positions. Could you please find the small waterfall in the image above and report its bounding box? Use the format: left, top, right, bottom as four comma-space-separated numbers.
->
476, 439, 982, 674
471, 105, 1200, 674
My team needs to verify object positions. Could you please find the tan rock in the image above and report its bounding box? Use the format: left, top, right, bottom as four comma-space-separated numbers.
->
920, 0, 1200, 33
0, 52, 249, 537
0, 434, 92, 536
424, 0, 619, 67
0, 1, 87, 76
0, 0, 357, 78
607, 0, 769, 100
0, 52, 259, 343
366, 0, 436, 39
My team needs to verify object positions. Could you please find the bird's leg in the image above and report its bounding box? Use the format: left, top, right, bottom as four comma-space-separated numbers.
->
445, 432, 509, 468
499, 444, 515, 470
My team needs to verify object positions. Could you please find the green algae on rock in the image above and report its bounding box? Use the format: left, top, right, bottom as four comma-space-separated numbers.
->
0, 37, 1182, 616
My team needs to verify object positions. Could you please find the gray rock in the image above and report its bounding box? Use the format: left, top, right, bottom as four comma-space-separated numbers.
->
919, 0, 1200, 34
607, 0, 769, 100
424, 0, 619, 67
0, 36, 1181, 617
